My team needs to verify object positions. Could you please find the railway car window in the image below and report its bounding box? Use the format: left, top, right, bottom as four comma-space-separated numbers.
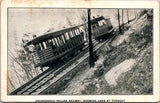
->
45, 40, 48, 47
39, 43, 43, 50
46, 40, 49, 48
60, 36, 64, 44
50, 39, 53, 44
55, 37, 60, 46
64, 33, 68, 40
102, 19, 106, 24
73, 30, 76, 36
98, 21, 100, 26
59, 36, 64, 45
78, 28, 80, 34
69, 32, 73, 38
51, 38, 55, 45
74, 30, 77, 35
61, 35, 66, 43
73, 31, 75, 37
62, 36, 66, 43
68, 32, 71, 38
77, 30, 79, 35
54, 38, 59, 47
75, 29, 79, 35
57, 36, 61, 45
100, 20, 104, 25
73, 31, 76, 36
65, 33, 68, 40
57, 37, 62, 46
54, 38, 58, 46
70, 31, 73, 38
75, 30, 78, 35
68, 32, 72, 38
78, 29, 80, 34
79, 28, 82, 32
63, 33, 68, 40
98, 21, 101, 26
48, 39, 53, 47
43, 42, 47, 49
40, 43, 43, 50
66, 33, 70, 40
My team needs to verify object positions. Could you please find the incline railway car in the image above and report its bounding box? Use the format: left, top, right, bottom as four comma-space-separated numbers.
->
91, 16, 113, 40
25, 16, 113, 70
25, 25, 85, 69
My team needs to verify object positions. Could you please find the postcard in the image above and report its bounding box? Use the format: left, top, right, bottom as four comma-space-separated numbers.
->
1, 0, 159, 102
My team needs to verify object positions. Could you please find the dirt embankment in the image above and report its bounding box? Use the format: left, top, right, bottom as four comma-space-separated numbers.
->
58, 10, 153, 95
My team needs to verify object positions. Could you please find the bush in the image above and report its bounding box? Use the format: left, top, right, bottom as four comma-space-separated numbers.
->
94, 65, 104, 77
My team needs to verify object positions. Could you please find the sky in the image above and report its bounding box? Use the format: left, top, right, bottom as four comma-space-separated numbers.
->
8, 8, 140, 52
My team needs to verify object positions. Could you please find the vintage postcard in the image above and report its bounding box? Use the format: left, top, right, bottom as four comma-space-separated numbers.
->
1, 0, 160, 102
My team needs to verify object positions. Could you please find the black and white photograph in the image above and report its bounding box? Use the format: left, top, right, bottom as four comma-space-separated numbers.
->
1, 0, 159, 102
8, 8, 153, 95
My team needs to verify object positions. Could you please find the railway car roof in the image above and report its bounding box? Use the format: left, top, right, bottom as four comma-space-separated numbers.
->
26, 25, 82, 46
26, 16, 110, 46
91, 16, 110, 24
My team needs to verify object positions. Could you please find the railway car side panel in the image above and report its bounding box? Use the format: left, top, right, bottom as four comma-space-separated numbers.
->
30, 27, 85, 68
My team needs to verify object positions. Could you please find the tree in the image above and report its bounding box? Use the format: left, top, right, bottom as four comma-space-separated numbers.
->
80, 10, 88, 41
8, 33, 40, 93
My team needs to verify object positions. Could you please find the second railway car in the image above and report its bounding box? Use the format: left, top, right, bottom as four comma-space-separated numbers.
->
91, 16, 113, 40
25, 16, 113, 69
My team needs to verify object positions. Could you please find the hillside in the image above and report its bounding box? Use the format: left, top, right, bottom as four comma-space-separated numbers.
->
58, 9, 153, 95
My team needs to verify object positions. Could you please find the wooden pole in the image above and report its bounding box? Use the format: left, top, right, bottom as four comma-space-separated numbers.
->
118, 9, 121, 34
127, 10, 129, 23
122, 9, 124, 29
88, 9, 94, 67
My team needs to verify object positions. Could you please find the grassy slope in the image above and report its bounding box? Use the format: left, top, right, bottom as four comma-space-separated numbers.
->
58, 10, 153, 95
95, 10, 153, 95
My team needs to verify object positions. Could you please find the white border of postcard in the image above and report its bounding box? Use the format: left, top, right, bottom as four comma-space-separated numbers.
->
1, 0, 160, 102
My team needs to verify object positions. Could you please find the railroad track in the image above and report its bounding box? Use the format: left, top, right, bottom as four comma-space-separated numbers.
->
37, 39, 110, 95
10, 32, 116, 95
10, 39, 99, 95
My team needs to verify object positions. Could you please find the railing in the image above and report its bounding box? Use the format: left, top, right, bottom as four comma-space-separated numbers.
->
32, 47, 54, 66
